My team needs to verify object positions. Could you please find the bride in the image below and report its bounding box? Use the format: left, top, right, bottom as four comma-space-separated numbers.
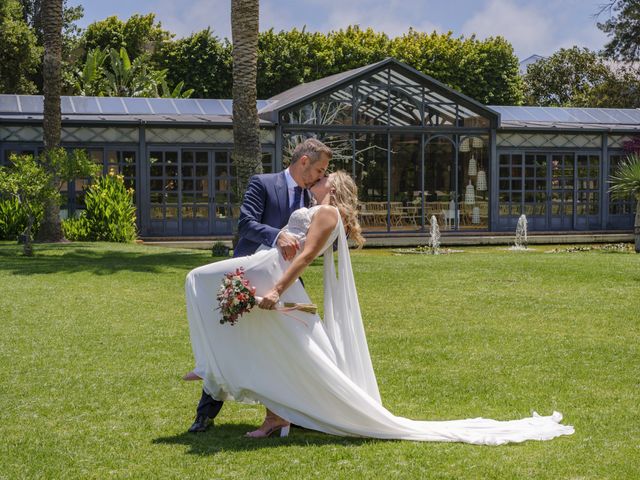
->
184, 171, 574, 445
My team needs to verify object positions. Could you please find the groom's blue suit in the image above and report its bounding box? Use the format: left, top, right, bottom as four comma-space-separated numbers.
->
195, 171, 311, 423
234, 172, 309, 258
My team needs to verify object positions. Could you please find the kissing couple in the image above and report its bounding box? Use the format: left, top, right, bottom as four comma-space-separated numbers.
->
183, 138, 574, 445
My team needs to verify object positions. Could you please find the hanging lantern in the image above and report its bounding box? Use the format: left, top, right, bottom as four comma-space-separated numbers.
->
468, 155, 477, 176
472, 136, 484, 148
465, 180, 475, 204
459, 138, 470, 152
472, 206, 480, 224
476, 169, 487, 191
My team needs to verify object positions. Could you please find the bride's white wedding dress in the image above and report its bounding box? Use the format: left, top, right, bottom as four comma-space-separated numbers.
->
186, 206, 574, 445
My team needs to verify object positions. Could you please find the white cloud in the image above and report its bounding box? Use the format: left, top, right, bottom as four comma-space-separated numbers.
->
260, 1, 301, 34
556, 28, 609, 54
461, 0, 608, 58
81, 0, 606, 57
322, 1, 441, 37
153, 0, 442, 41
155, 0, 231, 39
461, 0, 556, 57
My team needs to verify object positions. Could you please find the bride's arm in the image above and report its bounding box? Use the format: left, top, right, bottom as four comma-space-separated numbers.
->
258, 206, 338, 310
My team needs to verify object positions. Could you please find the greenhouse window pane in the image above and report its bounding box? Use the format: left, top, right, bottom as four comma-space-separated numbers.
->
423, 89, 451, 104
387, 85, 421, 126
356, 85, 388, 125
0, 95, 20, 113
61, 96, 74, 113
388, 69, 420, 86
283, 87, 353, 126
73, 96, 101, 114
19, 96, 43, 113
98, 97, 127, 114
122, 97, 153, 114
147, 98, 179, 114
174, 99, 203, 115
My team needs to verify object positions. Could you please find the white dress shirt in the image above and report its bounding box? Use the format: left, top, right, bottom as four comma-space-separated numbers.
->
273, 168, 306, 246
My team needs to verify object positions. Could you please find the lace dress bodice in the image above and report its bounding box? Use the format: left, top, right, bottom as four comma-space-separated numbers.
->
280, 206, 339, 255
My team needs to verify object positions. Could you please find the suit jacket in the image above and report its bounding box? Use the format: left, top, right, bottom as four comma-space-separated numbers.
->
234, 172, 310, 258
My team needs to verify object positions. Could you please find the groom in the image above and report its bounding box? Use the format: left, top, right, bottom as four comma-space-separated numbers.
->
188, 137, 332, 432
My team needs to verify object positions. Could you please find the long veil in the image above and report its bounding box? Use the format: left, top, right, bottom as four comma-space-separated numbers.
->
322, 219, 382, 404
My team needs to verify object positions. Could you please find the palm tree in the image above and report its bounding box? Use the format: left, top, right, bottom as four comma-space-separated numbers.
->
231, 0, 262, 196
609, 153, 640, 252
37, 0, 64, 242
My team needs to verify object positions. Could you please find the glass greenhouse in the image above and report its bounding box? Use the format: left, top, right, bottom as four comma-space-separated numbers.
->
1, 58, 637, 237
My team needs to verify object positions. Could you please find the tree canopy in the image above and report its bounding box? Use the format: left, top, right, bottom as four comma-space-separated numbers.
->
523, 46, 640, 108
597, 0, 640, 63
0, 0, 42, 94
0, 10, 525, 105
82, 13, 172, 62
155, 28, 232, 99
253, 26, 523, 104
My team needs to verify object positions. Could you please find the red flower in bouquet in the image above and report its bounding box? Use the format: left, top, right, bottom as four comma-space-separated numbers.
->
216, 267, 257, 325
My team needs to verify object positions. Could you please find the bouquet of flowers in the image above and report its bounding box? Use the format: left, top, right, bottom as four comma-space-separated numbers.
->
217, 267, 317, 326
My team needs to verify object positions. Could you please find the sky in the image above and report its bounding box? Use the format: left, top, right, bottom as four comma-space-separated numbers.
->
71, 0, 613, 60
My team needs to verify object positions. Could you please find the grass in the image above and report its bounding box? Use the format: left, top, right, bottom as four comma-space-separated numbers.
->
0, 241, 639, 479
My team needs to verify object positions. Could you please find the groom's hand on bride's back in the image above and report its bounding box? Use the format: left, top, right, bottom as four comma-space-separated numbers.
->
276, 232, 300, 261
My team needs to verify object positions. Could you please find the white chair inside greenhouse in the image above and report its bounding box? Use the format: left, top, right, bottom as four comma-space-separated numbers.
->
442, 208, 459, 229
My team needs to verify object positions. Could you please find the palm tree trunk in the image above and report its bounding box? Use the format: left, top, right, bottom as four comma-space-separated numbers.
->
231, 0, 262, 199
37, 0, 64, 242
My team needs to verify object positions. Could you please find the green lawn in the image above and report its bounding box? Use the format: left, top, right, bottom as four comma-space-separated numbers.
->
1, 241, 638, 479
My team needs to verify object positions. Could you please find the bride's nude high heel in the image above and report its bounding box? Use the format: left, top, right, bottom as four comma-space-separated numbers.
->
244, 410, 290, 438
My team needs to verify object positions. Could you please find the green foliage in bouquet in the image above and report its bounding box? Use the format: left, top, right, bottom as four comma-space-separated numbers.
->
78, 174, 137, 242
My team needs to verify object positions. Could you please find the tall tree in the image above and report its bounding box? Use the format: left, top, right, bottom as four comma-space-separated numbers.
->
231, 0, 261, 195
391, 30, 523, 105
37, 0, 63, 241
18, 0, 84, 92
0, 0, 42, 94
522, 47, 611, 107
523, 46, 640, 108
18, 0, 83, 50
156, 28, 232, 98
586, 64, 640, 108
256, 28, 317, 98
597, 0, 640, 62
82, 14, 172, 62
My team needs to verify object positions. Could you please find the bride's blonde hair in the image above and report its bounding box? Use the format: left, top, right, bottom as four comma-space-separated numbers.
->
328, 171, 365, 248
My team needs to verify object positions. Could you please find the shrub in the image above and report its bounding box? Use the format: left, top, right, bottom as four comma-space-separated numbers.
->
83, 174, 137, 242
0, 196, 43, 241
211, 241, 230, 257
61, 215, 91, 241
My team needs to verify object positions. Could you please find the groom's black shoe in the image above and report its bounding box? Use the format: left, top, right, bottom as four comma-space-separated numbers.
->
191, 390, 223, 433
188, 415, 213, 433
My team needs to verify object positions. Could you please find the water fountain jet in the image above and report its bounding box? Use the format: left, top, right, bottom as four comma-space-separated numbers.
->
511, 214, 528, 250
429, 215, 441, 255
